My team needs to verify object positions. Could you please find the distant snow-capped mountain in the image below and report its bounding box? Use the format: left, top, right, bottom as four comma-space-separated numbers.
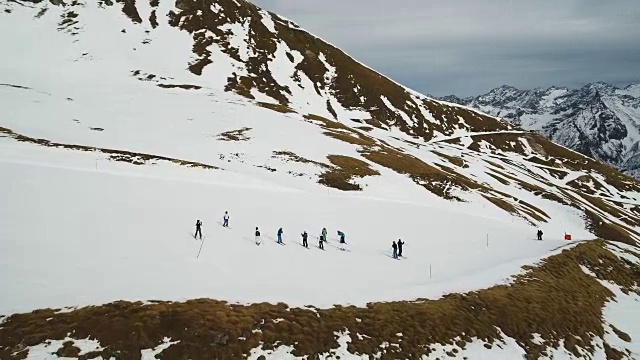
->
440, 82, 640, 177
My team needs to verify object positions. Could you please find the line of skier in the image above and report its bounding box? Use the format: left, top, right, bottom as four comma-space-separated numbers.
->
194, 211, 406, 259
255, 225, 348, 251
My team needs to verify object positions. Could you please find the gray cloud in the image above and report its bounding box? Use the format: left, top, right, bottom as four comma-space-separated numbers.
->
252, 0, 640, 96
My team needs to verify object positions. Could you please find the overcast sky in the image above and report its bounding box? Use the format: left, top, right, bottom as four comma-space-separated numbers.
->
252, 0, 640, 97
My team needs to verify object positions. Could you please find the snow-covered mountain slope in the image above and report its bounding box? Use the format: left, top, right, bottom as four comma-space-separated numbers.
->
2, 0, 640, 358
443, 82, 640, 178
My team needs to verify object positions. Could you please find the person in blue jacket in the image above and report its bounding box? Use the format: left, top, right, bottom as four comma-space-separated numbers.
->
277, 227, 284, 244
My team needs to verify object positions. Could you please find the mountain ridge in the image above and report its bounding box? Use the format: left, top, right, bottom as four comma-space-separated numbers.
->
437, 81, 640, 178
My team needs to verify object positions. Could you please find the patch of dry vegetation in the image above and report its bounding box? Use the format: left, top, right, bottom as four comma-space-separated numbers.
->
272, 150, 328, 168
1, 241, 637, 359
529, 134, 640, 193
360, 147, 483, 201
304, 114, 377, 148
483, 195, 519, 216
482, 195, 548, 224
432, 150, 469, 168
257, 102, 295, 114
157, 83, 202, 90
581, 195, 640, 229
271, 150, 378, 191
0, 126, 220, 171
217, 127, 251, 142
486, 170, 510, 186
118, 0, 142, 23
318, 155, 379, 191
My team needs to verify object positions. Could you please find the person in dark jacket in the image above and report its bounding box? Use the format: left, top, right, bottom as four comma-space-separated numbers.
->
397, 239, 404, 257
301, 231, 308, 248
318, 235, 324, 250
195, 219, 203, 239
391, 241, 398, 259
537, 229, 543, 241
277, 227, 284, 244
338, 231, 346, 250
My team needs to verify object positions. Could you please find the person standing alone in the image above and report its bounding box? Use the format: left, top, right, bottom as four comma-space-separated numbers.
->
537, 229, 543, 241
223, 211, 229, 227
301, 231, 308, 248
194, 219, 203, 240
277, 227, 284, 244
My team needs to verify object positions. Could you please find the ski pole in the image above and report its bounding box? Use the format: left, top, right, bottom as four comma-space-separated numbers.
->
197, 236, 205, 258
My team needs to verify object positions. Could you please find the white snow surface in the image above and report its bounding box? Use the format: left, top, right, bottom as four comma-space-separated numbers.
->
0, 143, 583, 314
1, 0, 640, 359
1, 0, 639, 316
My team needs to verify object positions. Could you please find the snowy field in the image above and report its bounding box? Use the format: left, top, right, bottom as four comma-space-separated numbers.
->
0, 140, 584, 315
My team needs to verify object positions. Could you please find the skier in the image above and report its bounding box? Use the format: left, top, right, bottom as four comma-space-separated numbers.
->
255, 227, 261, 245
397, 239, 404, 257
321, 227, 328, 242
391, 241, 398, 259
277, 227, 284, 244
223, 211, 229, 227
301, 231, 308, 248
537, 229, 543, 241
318, 235, 324, 250
194, 219, 203, 240
337, 230, 346, 250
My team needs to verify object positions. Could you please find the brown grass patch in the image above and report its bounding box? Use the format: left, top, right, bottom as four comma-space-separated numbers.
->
482, 192, 549, 224
120, 0, 142, 24
149, 9, 158, 28
567, 175, 598, 195
611, 325, 632, 342
360, 147, 484, 200
486, 171, 510, 186
257, 102, 295, 114
272, 150, 328, 168
483, 195, 519, 218
157, 83, 202, 90
1, 241, 637, 359
323, 132, 373, 147
433, 151, 469, 168
584, 211, 637, 246
217, 127, 251, 142
484, 167, 567, 206
304, 114, 377, 148
530, 133, 640, 193
581, 195, 640, 228
55, 341, 81, 357
318, 155, 379, 191
0, 126, 220, 171
484, 159, 505, 169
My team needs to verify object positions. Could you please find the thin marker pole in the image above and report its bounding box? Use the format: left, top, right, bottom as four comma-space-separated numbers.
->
197, 237, 205, 258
